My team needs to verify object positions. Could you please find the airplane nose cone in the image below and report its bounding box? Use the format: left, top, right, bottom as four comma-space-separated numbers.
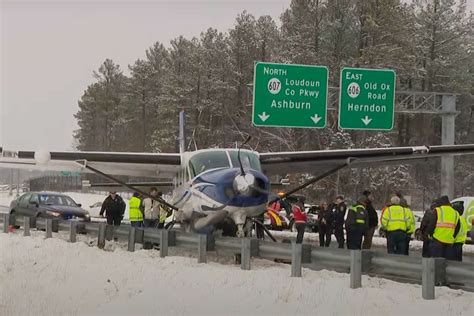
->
233, 173, 255, 196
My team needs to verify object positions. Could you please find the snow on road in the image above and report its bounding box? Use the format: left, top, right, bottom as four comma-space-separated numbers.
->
1, 233, 474, 316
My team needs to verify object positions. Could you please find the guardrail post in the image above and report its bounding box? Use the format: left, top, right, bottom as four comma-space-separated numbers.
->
422, 257, 436, 300
207, 234, 215, 251
52, 219, 59, 233
198, 234, 207, 263
97, 223, 106, 249
69, 221, 77, 243
3, 214, 9, 233
135, 228, 144, 244
128, 227, 136, 252
160, 229, 168, 258
291, 242, 303, 277
23, 216, 30, 236
241, 238, 251, 270
30, 216, 37, 229
45, 219, 53, 238
350, 250, 362, 289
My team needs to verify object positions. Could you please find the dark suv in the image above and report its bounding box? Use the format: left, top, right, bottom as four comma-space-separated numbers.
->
10, 192, 90, 221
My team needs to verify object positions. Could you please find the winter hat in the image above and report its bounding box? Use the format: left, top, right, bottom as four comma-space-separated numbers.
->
390, 196, 401, 205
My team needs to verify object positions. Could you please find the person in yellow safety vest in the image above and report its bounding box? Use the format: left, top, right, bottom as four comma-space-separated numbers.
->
424, 196, 460, 259
380, 196, 415, 255
129, 192, 143, 228
447, 202, 468, 261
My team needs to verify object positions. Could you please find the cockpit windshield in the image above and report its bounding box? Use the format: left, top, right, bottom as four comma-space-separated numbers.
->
189, 151, 230, 177
228, 151, 261, 172
188, 150, 261, 177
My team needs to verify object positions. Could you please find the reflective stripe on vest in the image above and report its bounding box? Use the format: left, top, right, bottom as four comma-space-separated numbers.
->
433, 205, 459, 244
384, 205, 408, 232
350, 205, 366, 225
454, 216, 468, 244
129, 196, 143, 222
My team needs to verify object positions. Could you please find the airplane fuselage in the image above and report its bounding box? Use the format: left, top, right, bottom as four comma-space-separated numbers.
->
170, 149, 270, 234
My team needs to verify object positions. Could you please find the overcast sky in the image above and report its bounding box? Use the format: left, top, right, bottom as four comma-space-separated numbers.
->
0, 0, 290, 151
1, 0, 473, 152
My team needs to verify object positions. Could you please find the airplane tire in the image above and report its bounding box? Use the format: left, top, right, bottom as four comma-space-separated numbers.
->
216, 217, 238, 237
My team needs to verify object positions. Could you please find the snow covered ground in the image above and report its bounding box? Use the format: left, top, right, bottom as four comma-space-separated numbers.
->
1, 232, 474, 315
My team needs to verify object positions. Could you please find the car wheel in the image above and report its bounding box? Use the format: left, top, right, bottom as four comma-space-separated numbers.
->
9, 210, 21, 229
35, 213, 46, 231
415, 229, 422, 241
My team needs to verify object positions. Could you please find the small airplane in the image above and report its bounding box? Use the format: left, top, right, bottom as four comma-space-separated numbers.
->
1, 143, 474, 238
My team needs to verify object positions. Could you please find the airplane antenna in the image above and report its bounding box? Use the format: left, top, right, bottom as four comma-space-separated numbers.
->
237, 135, 251, 175
179, 110, 185, 154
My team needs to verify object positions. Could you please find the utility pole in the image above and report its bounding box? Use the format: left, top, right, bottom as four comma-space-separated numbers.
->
440, 95, 456, 199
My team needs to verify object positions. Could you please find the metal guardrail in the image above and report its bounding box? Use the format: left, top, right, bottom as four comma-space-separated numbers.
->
2, 213, 473, 299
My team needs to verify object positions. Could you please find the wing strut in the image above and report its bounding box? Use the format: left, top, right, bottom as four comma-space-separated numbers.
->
252, 219, 277, 242
276, 159, 353, 202
76, 161, 178, 211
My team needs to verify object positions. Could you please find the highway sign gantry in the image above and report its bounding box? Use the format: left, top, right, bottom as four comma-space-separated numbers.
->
338, 67, 396, 130
252, 62, 328, 128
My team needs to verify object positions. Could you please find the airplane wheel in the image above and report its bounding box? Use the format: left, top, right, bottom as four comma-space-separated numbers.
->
216, 218, 238, 237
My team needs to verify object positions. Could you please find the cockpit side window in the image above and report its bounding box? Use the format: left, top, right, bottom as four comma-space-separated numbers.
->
189, 151, 230, 177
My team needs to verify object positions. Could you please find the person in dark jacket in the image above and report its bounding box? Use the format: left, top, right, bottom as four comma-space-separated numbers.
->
420, 201, 437, 257
318, 201, 334, 247
346, 196, 369, 250
421, 196, 461, 259
100, 191, 126, 226
331, 196, 347, 248
362, 190, 378, 249
292, 198, 307, 244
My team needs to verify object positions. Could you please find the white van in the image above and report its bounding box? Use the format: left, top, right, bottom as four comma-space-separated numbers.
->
451, 196, 474, 242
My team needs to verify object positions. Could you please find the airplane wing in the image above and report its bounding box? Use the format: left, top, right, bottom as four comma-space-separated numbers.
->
259, 144, 474, 175
0, 150, 181, 179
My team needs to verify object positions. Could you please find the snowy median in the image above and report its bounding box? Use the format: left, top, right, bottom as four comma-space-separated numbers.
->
1, 233, 474, 315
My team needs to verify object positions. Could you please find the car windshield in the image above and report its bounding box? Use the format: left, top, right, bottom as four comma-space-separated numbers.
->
228, 150, 261, 171
189, 151, 230, 177
39, 194, 78, 207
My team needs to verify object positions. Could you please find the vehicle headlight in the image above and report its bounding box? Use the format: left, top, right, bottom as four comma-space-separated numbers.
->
46, 211, 61, 217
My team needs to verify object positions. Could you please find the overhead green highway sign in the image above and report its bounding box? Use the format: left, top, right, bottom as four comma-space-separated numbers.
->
253, 62, 328, 128
338, 67, 396, 130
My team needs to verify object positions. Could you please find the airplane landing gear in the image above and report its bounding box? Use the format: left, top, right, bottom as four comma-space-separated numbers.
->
236, 224, 245, 238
